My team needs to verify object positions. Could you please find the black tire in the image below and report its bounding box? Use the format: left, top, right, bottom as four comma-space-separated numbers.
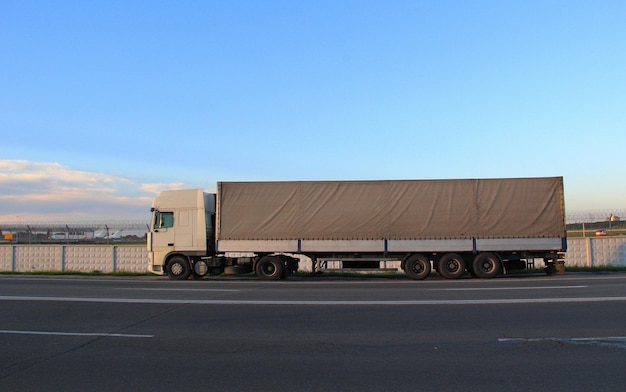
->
165, 256, 191, 280
404, 254, 431, 280
437, 253, 466, 279
255, 256, 284, 281
472, 252, 502, 279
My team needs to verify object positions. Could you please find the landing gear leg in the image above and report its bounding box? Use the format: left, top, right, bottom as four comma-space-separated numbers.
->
544, 258, 557, 275
311, 257, 322, 275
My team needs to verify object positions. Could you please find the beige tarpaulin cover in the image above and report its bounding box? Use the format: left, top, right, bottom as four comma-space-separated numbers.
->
217, 177, 565, 240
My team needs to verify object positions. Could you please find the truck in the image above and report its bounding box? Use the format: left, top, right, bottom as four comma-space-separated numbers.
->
147, 176, 566, 280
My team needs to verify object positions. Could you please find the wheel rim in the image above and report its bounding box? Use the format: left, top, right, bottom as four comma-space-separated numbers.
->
480, 260, 495, 273
262, 263, 276, 276
446, 260, 460, 273
411, 262, 424, 274
171, 262, 183, 275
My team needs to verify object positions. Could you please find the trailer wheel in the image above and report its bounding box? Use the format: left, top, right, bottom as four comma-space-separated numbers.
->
255, 256, 284, 281
404, 254, 431, 280
165, 256, 191, 280
472, 252, 502, 279
437, 253, 466, 279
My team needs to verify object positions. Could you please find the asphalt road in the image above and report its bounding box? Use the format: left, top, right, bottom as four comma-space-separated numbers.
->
1, 273, 625, 391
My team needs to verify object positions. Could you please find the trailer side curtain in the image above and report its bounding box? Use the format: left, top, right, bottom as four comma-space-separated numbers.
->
217, 177, 565, 240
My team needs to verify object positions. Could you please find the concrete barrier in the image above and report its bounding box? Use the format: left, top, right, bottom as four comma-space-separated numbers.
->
0, 245, 147, 273
1, 237, 625, 273
565, 236, 626, 267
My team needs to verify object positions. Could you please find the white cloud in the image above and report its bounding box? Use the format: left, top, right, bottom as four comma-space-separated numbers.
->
0, 160, 192, 222
0, 160, 127, 183
140, 182, 191, 195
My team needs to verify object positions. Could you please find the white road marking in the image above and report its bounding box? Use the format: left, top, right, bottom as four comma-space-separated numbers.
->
499, 336, 626, 349
500, 336, 626, 342
431, 285, 587, 291
0, 329, 153, 338
1, 295, 626, 305
116, 288, 241, 292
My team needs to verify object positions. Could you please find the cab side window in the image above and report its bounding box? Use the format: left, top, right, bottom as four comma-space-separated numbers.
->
154, 211, 174, 229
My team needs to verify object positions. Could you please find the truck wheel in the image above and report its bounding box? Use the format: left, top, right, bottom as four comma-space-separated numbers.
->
472, 252, 502, 279
437, 253, 466, 279
166, 256, 191, 280
404, 254, 431, 280
255, 256, 284, 281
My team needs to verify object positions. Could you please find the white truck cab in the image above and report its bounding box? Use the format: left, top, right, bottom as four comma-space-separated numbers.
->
148, 189, 214, 276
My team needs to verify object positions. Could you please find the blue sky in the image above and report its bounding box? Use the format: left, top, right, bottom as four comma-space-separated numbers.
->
1, 0, 625, 222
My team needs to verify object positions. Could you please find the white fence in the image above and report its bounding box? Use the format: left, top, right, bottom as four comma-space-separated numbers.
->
0, 245, 148, 273
0, 237, 625, 274
565, 237, 626, 267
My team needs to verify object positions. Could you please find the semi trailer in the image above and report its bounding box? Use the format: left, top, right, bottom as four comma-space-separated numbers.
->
147, 177, 566, 280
